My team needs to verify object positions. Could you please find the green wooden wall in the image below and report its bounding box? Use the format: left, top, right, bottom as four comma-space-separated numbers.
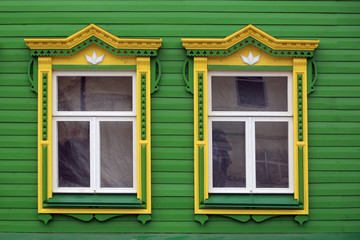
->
0, 0, 359, 236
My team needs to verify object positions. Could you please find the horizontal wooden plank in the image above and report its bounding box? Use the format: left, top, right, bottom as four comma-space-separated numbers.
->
153, 86, 192, 98
152, 159, 193, 172
309, 159, 360, 171
309, 171, 360, 183
0, 74, 30, 86
151, 98, 192, 110
152, 110, 193, 123
152, 147, 193, 160
0, 197, 37, 209
0, 123, 37, 135
309, 147, 360, 159
1, 12, 359, 26
310, 196, 360, 208
308, 110, 360, 122
315, 74, 360, 86
309, 135, 360, 147
0, 50, 30, 62
151, 135, 193, 147
0, 98, 37, 110
309, 209, 360, 221
152, 196, 193, 209
0, 62, 28, 74
313, 50, 360, 62
1, 1, 359, 13
0, 148, 37, 160
152, 123, 193, 135
0, 184, 37, 197
0, 160, 37, 172
310, 86, 360, 98
152, 184, 193, 197
309, 183, 360, 196
158, 73, 185, 86
0, 136, 37, 148
308, 98, 360, 110
0, 110, 37, 123
0, 173, 36, 184
152, 172, 193, 184
316, 62, 360, 74
0, 25, 359, 38
0, 86, 36, 98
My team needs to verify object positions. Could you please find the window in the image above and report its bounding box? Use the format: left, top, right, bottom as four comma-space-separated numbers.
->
25, 24, 162, 218
208, 71, 294, 194
181, 24, 318, 219
52, 71, 137, 194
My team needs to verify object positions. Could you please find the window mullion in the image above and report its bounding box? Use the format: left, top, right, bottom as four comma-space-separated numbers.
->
246, 117, 254, 193
90, 117, 98, 193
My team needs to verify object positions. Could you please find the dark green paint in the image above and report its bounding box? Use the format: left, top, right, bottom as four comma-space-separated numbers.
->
141, 73, 146, 140
42, 73, 47, 141
198, 146, 204, 205
141, 145, 147, 204
186, 37, 315, 58
27, 57, 38, 94
52, 65, 136, 70
150, 57, 161, 94
42, 146, 47, 203
30, 36, 158, 57
183, 57, 194, 94
299, 147, 304, 205
297, 74, 303, 141
198, 73, 203, 141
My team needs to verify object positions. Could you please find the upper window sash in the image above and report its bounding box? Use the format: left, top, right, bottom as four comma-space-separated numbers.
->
208, 70, 293, 117
53, 70, 137, 117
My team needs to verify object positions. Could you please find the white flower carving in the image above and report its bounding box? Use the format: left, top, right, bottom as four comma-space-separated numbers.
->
85, 50, 105, 65
241, 50, 261, 65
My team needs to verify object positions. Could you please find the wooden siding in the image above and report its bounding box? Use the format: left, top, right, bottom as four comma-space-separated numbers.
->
0, 0, 359, 235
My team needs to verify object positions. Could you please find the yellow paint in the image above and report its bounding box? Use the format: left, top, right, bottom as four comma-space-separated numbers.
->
52, 44, 136, 66
25, 24, 162, 50
207, 45, 293, 66
182, 24, 319, 51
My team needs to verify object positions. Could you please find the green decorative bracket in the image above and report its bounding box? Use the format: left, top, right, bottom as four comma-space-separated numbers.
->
183, 57, 194, 94
141, 73, 146, 140
198, 73, 204, 141
150, 57, 161, 94
294, 215, 309, 225
186, 37, 314, 58
30, 36, 158, 57
38, 214, 52, 224
252, 215, 277, 222
27, 58, 38, 93
95, 214, 121, 222
195, 214, 209, 226
137, 214, 151, 225
42, 73, 48, 141
66, 214, 93, 222
307, 59, 318, 95
223, 214, 251, 223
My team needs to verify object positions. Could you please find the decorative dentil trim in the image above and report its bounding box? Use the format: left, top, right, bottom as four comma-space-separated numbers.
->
25, 24, 162, 50
141, 73, 147, 140
182, 24, 318, 51
42, 73, 48, 141
297, 74, 304, 141
198, 73, 204, 141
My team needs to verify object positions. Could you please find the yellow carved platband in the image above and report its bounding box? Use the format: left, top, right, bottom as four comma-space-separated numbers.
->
182, 24, 319, 51
25, 24, 162, 50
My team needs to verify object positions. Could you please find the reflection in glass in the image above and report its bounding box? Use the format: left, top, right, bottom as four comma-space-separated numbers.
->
58, 121, 90, 187
100, 121, 133, 188
58, 76, 132, 111
212, 76, 288, 111
255, 122, 288, 188
212, 121, 246, 188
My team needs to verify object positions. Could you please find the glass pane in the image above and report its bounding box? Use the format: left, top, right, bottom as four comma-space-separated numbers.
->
255, 122, 288, 188
58, 121, 90, 187
100, 121, 133, 188
58, 76, 132, 111
212, 76, 288, 111
212, 121, 246, 188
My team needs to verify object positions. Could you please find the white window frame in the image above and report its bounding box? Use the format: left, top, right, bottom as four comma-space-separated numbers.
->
208, 70, 293, 194
52, 70, 137, 194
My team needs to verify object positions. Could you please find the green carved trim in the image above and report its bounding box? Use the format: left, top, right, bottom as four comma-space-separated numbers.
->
223, 214, 251, 223
42, 146, 47, 203
38, 214, 52, 224
30, 36, 158, 57
94, 214, 122, 222
298, 147, 304, 206
186, 37, 314, 58
28, 58, 38, 93
198, 73, 204, 141
150, 57, 161, 94
183, 57, 194, 94
42, 73, 48, 141
52, 65, 136, 70
297, 74, 303, 141
199, 146, 204, 205
208, 65, 293, 70
141, 73, 146, 140
137, 214, 151, 225
65, 214, 93, 222
294, 215, 309, 225
194, 214, 208, 226
252, 215, 277, 222
141, 145, 147, 204
307, 59, 318, 95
